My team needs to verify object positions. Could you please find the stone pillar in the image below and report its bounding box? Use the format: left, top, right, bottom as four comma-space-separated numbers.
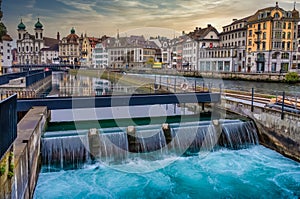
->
162, 123, 172, 145
127, 126, 139, 153
213, 119, 222, 142
88, 128, 100, 160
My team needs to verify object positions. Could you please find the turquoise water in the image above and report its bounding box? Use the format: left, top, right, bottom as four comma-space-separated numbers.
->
34, 145, 300, 199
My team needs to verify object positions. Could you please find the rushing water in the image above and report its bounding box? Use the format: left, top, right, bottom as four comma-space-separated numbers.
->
34, 145, 300, 199
35, 120, 300, 198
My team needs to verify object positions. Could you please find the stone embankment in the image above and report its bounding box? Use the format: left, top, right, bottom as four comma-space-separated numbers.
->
218, 96, 300, 162
0, 107, 47, 199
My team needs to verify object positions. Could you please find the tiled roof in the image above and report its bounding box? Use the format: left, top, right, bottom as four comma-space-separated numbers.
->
40, 43, 59, 52
188, 25, 219, 41
44, 37, 59, 47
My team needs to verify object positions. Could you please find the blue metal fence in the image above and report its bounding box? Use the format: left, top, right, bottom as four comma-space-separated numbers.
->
25, 70, 52, 87
0, 70, 44, 86
0, 94, 17, 160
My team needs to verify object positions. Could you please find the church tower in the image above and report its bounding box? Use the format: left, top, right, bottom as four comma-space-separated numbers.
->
34, 18, 44, 63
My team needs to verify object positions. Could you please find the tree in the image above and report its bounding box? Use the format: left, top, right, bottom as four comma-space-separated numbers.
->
285, 72, 299, 84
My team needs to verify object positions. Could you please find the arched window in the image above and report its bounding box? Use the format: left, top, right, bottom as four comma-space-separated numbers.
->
282, 32, 286, 39
19, 33, 21, 40
287, 32, 291, 39
274, 12, 279, 18
288, 23, 291, 29
282, 41, 285, 49
281, 53, 289, 59
36, 32, 38, 39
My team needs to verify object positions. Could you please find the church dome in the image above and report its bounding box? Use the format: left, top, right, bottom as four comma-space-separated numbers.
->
18, 19, 26, 30
35, 18, 43, 29
66, 27, 79, 43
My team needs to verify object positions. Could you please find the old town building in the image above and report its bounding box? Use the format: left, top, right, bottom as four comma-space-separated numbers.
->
246, 2, 299, 72
59, 27, 80, 65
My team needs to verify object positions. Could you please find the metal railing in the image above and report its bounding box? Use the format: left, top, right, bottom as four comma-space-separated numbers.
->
0, 94, 17, 160
26, 70, 52, 87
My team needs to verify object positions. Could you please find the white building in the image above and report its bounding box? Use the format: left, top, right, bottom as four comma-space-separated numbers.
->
16, 18, 59, 65
16, 19, 44, 64
92, 42, 108, 68
1, 34, 13, 73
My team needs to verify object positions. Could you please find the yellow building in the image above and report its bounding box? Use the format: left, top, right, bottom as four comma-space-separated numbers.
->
80, 34, 100, 67
246, 2, 299, 72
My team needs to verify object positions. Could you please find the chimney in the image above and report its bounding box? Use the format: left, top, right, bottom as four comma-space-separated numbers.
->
196, 27, 198, 31
207, 24, 211, 27
57, 32, 60, 40
232, 19, 237, 22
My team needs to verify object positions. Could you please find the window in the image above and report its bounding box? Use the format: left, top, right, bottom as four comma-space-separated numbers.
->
283, 23, 286, 29
272, 53, 277, 59
36, 32, 38, 39
288, 23, 291, 29
287, 42, 291, 50
281, 53, 289, 59
274, 12, 279, 18
248, 39, 252, 46
263, 22, 267, 29
282, 32, 286, 39
263, 32, 266, 40
287, 32, 291, 39
282, 41, 285, 49
249, 30, 252, 37
19, 33, 21, 40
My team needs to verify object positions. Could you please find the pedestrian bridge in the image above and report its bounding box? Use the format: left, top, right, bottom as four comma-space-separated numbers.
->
17, 92, 221, 112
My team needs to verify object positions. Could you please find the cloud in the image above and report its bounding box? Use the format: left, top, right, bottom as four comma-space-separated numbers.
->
25, 0, 36, 8
3, 0, 297, 40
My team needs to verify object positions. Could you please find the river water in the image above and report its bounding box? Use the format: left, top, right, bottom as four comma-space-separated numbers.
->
33, 72, 300, 198
34, 145, 300, 199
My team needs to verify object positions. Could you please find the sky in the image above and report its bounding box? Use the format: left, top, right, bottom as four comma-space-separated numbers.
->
1, 0, 298, 40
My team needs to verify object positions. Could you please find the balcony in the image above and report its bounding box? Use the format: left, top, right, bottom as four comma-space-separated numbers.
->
254, 29, 262, 34
254, 39, 261, 44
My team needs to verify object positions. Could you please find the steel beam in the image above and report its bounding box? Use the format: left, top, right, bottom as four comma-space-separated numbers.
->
17, 92, 221, 112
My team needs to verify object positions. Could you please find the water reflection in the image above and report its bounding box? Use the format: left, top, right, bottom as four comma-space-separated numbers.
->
49, 72, 112, 97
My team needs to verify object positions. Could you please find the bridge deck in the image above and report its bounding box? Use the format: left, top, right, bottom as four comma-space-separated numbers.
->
17, 92, 221, 112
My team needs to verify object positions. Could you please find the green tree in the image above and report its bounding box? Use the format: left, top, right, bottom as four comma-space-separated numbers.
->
285, 72, 299, 84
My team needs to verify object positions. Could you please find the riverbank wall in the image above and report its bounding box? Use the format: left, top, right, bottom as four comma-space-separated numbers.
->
218, 98, 300, 162
0, 107, 47, 199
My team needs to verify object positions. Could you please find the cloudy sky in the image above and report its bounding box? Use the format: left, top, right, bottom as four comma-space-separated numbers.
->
1, 0, 297, 40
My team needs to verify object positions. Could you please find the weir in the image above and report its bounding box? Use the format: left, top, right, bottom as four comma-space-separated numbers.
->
41, 120, 259, 170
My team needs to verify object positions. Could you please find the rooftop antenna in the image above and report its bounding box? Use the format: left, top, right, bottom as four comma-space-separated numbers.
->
117, 29, 119, 39
294, 1, 296, 10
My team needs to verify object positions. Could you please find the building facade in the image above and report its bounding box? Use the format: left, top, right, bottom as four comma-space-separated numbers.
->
246, 2, 299, 72
92, 41, 108, 69
16, 19, 59, 65
59, 28, 80, 65
219, 17, 248, 72
1, 34, 13, 73
104, 35, 159, 69
16, 19, 44, 64
80, 34, 100, 66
